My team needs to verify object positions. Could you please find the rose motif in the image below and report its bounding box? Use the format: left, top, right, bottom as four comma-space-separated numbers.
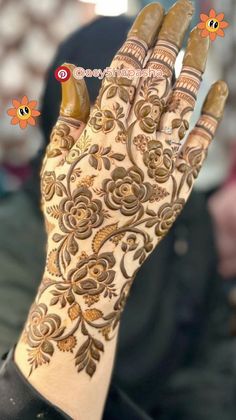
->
143, 140, 174, 183
68, 253, 116, 296
89, 109, 116, 133
47, 123, 75, 157
58, 186, 104, 239
134, 93, 165, 133
41, 171, 57, 201
155, 199, 185, 236
27, 303, 64, 348
103, 166, 152, 216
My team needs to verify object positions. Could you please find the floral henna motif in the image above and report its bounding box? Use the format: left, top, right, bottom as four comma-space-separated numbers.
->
47, 122, 77, 158
143, 140, 174, 183
68, 252, 116, 298
25, 303, 65, 374
89, 102, 125, 134
134, 78, 166, 134
105, 71, 136, 104
22, 25, 221, 380
103, 166, 152, 216
58, 186, 104, 240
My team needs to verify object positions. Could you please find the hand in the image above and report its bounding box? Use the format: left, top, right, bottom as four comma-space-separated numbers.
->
15, 1, 228, 418
209, 183, 236, 278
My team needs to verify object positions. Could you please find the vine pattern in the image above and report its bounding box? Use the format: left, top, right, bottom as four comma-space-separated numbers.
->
23, 38, 218, 377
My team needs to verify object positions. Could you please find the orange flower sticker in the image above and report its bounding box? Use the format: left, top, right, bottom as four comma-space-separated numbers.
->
7, 96, 41, 129
198, 9, 229, 41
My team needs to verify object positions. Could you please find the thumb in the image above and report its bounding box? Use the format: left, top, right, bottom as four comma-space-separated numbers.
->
45, 63, 90, 166
59, 63, 90, 123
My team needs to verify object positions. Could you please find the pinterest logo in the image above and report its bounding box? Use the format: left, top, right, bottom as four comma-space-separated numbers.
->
54, 66, 71, 82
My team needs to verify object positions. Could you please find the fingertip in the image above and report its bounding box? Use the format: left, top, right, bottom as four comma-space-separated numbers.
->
60, 63, 90, 123
202, 80, 229, 119
128, 3, 165, 47
183, 27, 210, 72
158, 0, 194, 48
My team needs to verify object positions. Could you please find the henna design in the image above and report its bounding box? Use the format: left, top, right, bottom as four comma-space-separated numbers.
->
113, 37, 148, 70
22, 31, 221, 380
194, 113, 218, 141
172, 66, 202, 108
148, 40, 179, 76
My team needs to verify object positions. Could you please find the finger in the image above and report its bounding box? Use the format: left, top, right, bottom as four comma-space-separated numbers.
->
111, 3, 164, 71
45, 63, 90, 169
174, 80, 228, 198
94, 3, 164, 122
147, 0, 194, 77
127, 0, 194, 166
157, 27, 209, 155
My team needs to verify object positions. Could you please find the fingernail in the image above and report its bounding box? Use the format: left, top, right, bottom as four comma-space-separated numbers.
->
60, 63, 90, 122
203, 80, 229, 119
158, 0, 194, 48
183, 27, 210, 72
128, 3, 164, 47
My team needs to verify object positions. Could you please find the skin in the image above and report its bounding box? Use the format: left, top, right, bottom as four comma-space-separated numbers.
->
158, 0, 194, 47
15, 2, 228, 420
183, 27, 209, 72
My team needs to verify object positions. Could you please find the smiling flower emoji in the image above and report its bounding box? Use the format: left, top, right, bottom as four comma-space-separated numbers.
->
7, 96, 41, 129
198, 9, 229, 41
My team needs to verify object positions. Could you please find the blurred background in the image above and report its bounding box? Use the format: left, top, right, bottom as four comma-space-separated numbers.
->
0, 1, 236, 419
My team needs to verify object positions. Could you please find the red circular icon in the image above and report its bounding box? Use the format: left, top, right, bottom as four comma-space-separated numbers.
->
54, 66, 71, 82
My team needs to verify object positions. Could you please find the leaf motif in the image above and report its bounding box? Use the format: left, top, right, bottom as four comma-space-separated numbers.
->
145, 220, 157, 228
111, 153, 125, 161
121, 242, 128, 252
146, 208, 156, 217
92, 223, 118, 253
172, 118, 182, 129
134, 248, 143, 260
187, 174, 193, 189
57, 174, 66, 181
86, 359, 96, 377
83, 309, 103, 321
89, 155, 98, 170
66, 292, 75, 305
75, 338, 90, 357
47, 205, 61, 219
93, 338, 104, 352
41, 340, 54, 356
77, 360, 88, 373
119, 87, 129, 103
102, 156, 111, 170
52, 233, 63, 242
68, 236, 78, 255
63, 247, 71, 266
91, 348, 100, 361
55, 185, 63, 197
68, 303, 81, 320
89, 144, 99, 154
107, 86, 117, 99
50, 296, 59, 306
102, 146, 111, 155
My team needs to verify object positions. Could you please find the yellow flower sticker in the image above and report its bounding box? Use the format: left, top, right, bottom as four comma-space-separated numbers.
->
7, 95, 41, 129
198, 9, 229, 41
